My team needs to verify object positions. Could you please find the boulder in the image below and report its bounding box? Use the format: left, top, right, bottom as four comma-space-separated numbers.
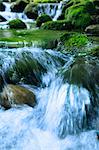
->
0, 15, 7, 22
36, 14, 52, 27
65, 3, 92, 29
24, 3, 38, 19
8, 19, 27, 29
41, 20, 73, 30
11, 0, 28, 12
0, 2, 5, 11
85, 24, 99, 35
6, 53, 47, 86
0, 84, 36, 109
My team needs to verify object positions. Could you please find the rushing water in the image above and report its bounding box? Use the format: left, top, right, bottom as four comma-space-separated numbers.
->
0, 46, 99, 149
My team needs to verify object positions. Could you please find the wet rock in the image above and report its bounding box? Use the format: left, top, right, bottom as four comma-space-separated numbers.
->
24, 3, 38, 19
11, 0, 28, 12
0, 15, 7, 22
60, 57, 99, 90
36, 14, 52, 27
85, 24, 99, 35
0, 2, 5, 11
0, 84, 36, 109
6, 53, 47, 86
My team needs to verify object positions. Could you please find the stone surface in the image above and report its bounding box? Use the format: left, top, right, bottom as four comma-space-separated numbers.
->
0, 84, 36, 109
85, 24, 99, 35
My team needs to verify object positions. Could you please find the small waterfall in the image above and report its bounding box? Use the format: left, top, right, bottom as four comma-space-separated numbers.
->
37, 78, 90, 137
53, 1, 63, 21
38, 0, 68, 20
0, 2, 33, 29
3, 2, 11, 12
38, 3, 59, 19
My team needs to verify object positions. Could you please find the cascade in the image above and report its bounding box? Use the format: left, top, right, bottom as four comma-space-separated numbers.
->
0, 0, 68, 25
38, 3, 59, 18
0, 46, 98, 149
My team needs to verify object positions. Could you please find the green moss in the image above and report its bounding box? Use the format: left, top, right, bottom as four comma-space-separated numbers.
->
64, 33, 89, 48
65, 4, 92, 29
41, 20, 73, 30
8, 19, 27, 29
36, 14, 52, 27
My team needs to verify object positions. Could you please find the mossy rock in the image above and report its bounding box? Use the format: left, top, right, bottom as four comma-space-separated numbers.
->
58, 33, 89, 54
0, 84, 36, 109
65, 3, 92, 29
24, 3, 38, 19
36, 14, 52, 27
0, 2, 5, 11
64, 33, 89, 48
11, 0, 28, 12
41, 20, 73, 30
6, 52, 47, 86
8, 19, 27, 29
59, 57, 99, 90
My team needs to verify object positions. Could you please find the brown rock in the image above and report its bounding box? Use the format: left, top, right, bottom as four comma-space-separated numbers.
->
0, 84, 36, 109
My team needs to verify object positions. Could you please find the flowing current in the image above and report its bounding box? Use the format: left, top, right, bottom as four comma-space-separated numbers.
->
0, 46, 99, 150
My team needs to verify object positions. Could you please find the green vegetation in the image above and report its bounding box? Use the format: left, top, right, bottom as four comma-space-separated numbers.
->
8, 19, 27, 29
41, 20, 73, 30
65, 4, 92, 29
64, 33, 89, 48
58, 32, 93, 55
36, 14, 52, 27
